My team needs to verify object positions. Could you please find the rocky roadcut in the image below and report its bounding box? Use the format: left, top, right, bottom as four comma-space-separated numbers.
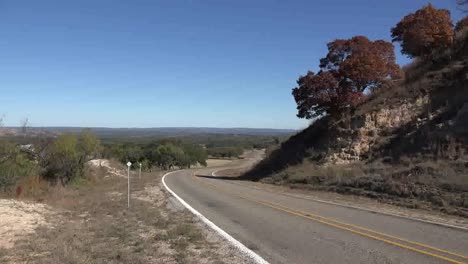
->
0, 160, 249, 264
246, 56, 468, 217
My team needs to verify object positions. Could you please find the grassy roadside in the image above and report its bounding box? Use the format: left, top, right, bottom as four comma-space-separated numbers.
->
256, 160, 468, 218
0, 162, 244, 264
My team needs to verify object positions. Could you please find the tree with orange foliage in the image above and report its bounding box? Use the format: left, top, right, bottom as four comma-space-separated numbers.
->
320, 36, 402, 92
293, 36, 401, 119
292, 71, 341, 119
391, 4, 454, 58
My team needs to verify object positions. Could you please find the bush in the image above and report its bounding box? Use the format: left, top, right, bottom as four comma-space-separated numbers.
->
42, 131, 102, 185
0, 140, 39, 192
42, 134, 82, 184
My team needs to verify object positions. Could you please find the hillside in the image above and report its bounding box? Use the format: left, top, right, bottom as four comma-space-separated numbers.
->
244, 37, 468, 216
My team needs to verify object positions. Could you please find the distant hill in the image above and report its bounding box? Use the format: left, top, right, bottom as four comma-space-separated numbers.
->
1, 127, 295, 137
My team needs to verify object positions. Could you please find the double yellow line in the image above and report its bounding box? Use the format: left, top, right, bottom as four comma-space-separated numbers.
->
191, 173, 468, 264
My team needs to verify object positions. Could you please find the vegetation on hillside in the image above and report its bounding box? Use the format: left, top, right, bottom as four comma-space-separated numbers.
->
245, 4, 468, 215
101, 133, 282, 160
0, 126, 281, 195
0, 140, 38, 192
103, 139, 208, 170
0, 130, 102, 193
292, 36, 402, 119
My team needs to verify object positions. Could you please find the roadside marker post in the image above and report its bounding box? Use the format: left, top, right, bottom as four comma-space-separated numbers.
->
127, 161, 132, 208
139, 163, 142, 179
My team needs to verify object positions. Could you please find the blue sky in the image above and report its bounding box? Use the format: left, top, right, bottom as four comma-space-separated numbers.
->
0, 0, 464, 129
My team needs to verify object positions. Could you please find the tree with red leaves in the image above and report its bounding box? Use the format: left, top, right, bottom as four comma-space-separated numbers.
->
293, 36, 401, 119
391, 4, 454, 58
292, 71, 341, 119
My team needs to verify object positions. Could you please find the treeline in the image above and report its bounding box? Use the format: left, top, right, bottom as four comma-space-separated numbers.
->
0, 131, 211, 192
206, 147, 243, 159
103, 139, 207, 170
202, 135, 282, 158
0, 129, 101, 192
0, 131, 282, 192
102, 134, 285, 159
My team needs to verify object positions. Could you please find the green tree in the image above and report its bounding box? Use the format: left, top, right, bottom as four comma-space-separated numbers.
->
43, 134, 81, 184
122, 144, 143, 164
79, 129, 101, 160
182, 143, 207, 167
154, 144, 175, 170
0, 140, 38, 191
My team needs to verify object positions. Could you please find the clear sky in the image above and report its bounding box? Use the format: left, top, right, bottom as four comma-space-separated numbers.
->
0, 0, 464, 129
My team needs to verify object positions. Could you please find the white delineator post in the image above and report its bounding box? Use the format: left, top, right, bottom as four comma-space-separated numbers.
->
139, 162, 142, 179
127, 161, 132, 208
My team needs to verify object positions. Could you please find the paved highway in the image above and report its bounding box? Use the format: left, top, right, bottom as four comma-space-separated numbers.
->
163, 166, 468, 264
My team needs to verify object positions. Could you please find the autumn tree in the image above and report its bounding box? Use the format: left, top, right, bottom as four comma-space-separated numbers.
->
293, 71, 341, 118
391, 4, 454, 58
293, 36, 401, 119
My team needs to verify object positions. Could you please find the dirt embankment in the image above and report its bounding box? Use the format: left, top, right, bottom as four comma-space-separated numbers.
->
0, 160, 249, 264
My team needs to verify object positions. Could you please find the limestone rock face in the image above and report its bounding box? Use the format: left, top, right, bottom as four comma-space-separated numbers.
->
326, 97, 428, 164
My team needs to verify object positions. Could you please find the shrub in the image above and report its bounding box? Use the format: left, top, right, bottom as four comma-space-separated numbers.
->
0, 140, 39, 192
42, 131, 102, 185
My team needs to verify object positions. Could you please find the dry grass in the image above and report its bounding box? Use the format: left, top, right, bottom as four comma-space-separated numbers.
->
205, 159, 234, 168
0, 199, 55, 250
0, 162, 244, 264
263, 159, 468, 217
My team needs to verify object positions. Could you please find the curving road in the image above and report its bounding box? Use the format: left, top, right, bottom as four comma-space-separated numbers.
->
163, 160, 468, 264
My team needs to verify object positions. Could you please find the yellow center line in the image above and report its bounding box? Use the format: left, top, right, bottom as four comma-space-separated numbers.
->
191, 173, 466, 264
204, 174, 468, 260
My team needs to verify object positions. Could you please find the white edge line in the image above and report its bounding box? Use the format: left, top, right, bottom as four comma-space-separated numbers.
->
162, 170, 270, 264
211, 170, 468, 232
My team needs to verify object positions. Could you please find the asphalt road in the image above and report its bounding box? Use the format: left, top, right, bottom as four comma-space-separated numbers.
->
164, 166, 468, 264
